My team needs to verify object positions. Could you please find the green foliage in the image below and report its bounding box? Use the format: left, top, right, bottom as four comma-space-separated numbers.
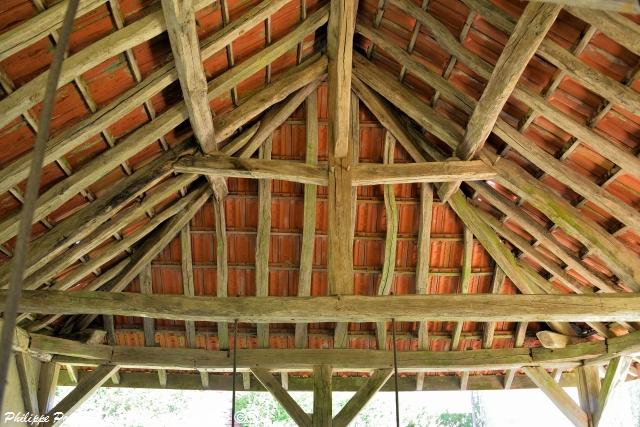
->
435, 411, 473, 427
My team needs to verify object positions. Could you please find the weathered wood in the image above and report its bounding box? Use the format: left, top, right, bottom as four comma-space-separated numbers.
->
251, 368, 312, 427
37, 362, 60, 414
493, 119, 640, 235
451, 228, 474, 350
488, 155, 640, 291
352, 161, 496, 185
593, 356, 632, 426
14, 352, 39, 415
0, 0, 210, 130
213, 198, 229, 350
0, 0, 108, 61
524, 366, 588, 427
533, 0, 640, 13
43, 364, 120, 427
576, 365, 600, 418
256, 138, 273, 349
470, 182, 618, 294
140, 264, 156, 347
313, 364, 332, 427
327, 0, 356, 158
464, 0, 640, 116
58, 369, 580, 392
180, 225, 197, 349
30, 331, 640, 371
537, 331, 589, 349
439, 1, 561, 201
174, 155, 327, 185
9, 291, 640, 323
504, 322, 528, 389
333, 369, 393, 427
566, 7, 640, 56
161, 0, 216, 153
295, 92, 319, 349
416, 184, 433, 351
482, 267, 505, 349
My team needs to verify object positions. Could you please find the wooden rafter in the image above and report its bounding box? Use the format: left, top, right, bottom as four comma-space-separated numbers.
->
256, 137, 273, 349
532, 0, 640, 13
438, 1, 561, 202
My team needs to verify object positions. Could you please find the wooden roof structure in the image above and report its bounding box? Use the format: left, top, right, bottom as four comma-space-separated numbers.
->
1, 0, 640, 425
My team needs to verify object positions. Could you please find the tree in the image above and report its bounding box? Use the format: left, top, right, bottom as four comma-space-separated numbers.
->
471, 391, 486, 427
435, 412, 473, 427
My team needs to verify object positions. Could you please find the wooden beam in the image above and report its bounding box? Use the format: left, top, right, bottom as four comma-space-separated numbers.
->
416, 184, 433, 352
532, 0, 640, 13
37, 362, 60, 414
593, 356, 632, 426
524, 366, 589, 427
576, 365, 600, 418
295, 92, 319, 349
313, 364, 332, 427
438, 1, 561, 202
251, 368, 312, 427
14, 352, 39, 415
180, 225, 197, 349
352, 161, 496, 185
256, 138, 273, 349
213, 197, 229, 350
376, 133, 399, 349
482, 267, 505, 349
161, 0, 216, 153
43, 364, 120, 427
174, 155, 327, 185
327, 0, 356, 158
464, 0, 640, 115
451, 228, 474, 350
333, 369, 393, 427
566, 7, 640, 56
139, 263, 168, 386
487, 155, 640, 291
9, 291, 640, 323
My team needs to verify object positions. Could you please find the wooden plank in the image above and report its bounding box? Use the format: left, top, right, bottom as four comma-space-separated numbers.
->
161, 0, 216, 153
532, 0, 640, 13
14, 352, 39, 415
213, 197, 229, 350
251, 368, 312, 427
524, 366, 589, 427
180, 225, 197, 349
451, 228, 474, 350
295, 91, 319, 349
333, 369, 393, 427
313, 364, 332, 427
256, 138, 273, 349
352, 161, 496, 185
376, 133, 399, 349
438, 1, 561, 201
10, 291, 640, 323
593, 356, 632, 426
482, 267, 505, 349
43, 364, 120, 427
327, 0, 356, 158
140, 264, 155, 347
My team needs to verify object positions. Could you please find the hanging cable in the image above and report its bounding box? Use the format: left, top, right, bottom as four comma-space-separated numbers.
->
0, 0, 81, 411
391, 318, 400, 427
231, 318, 238, 426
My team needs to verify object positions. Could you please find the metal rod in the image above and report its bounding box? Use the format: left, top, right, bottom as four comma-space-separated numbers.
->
0, 0, 80, 411
391, 318, 400, 427
231, 318, 238, 426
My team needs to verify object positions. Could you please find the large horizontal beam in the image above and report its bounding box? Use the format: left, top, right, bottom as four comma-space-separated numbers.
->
25, 330, 640, 371
173, 155, 495, 185
5, 291, 640, 323
57, 370, 579, 392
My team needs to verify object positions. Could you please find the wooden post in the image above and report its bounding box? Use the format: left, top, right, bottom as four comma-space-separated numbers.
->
256, 137, 273, 349
313, 365, 333, 427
